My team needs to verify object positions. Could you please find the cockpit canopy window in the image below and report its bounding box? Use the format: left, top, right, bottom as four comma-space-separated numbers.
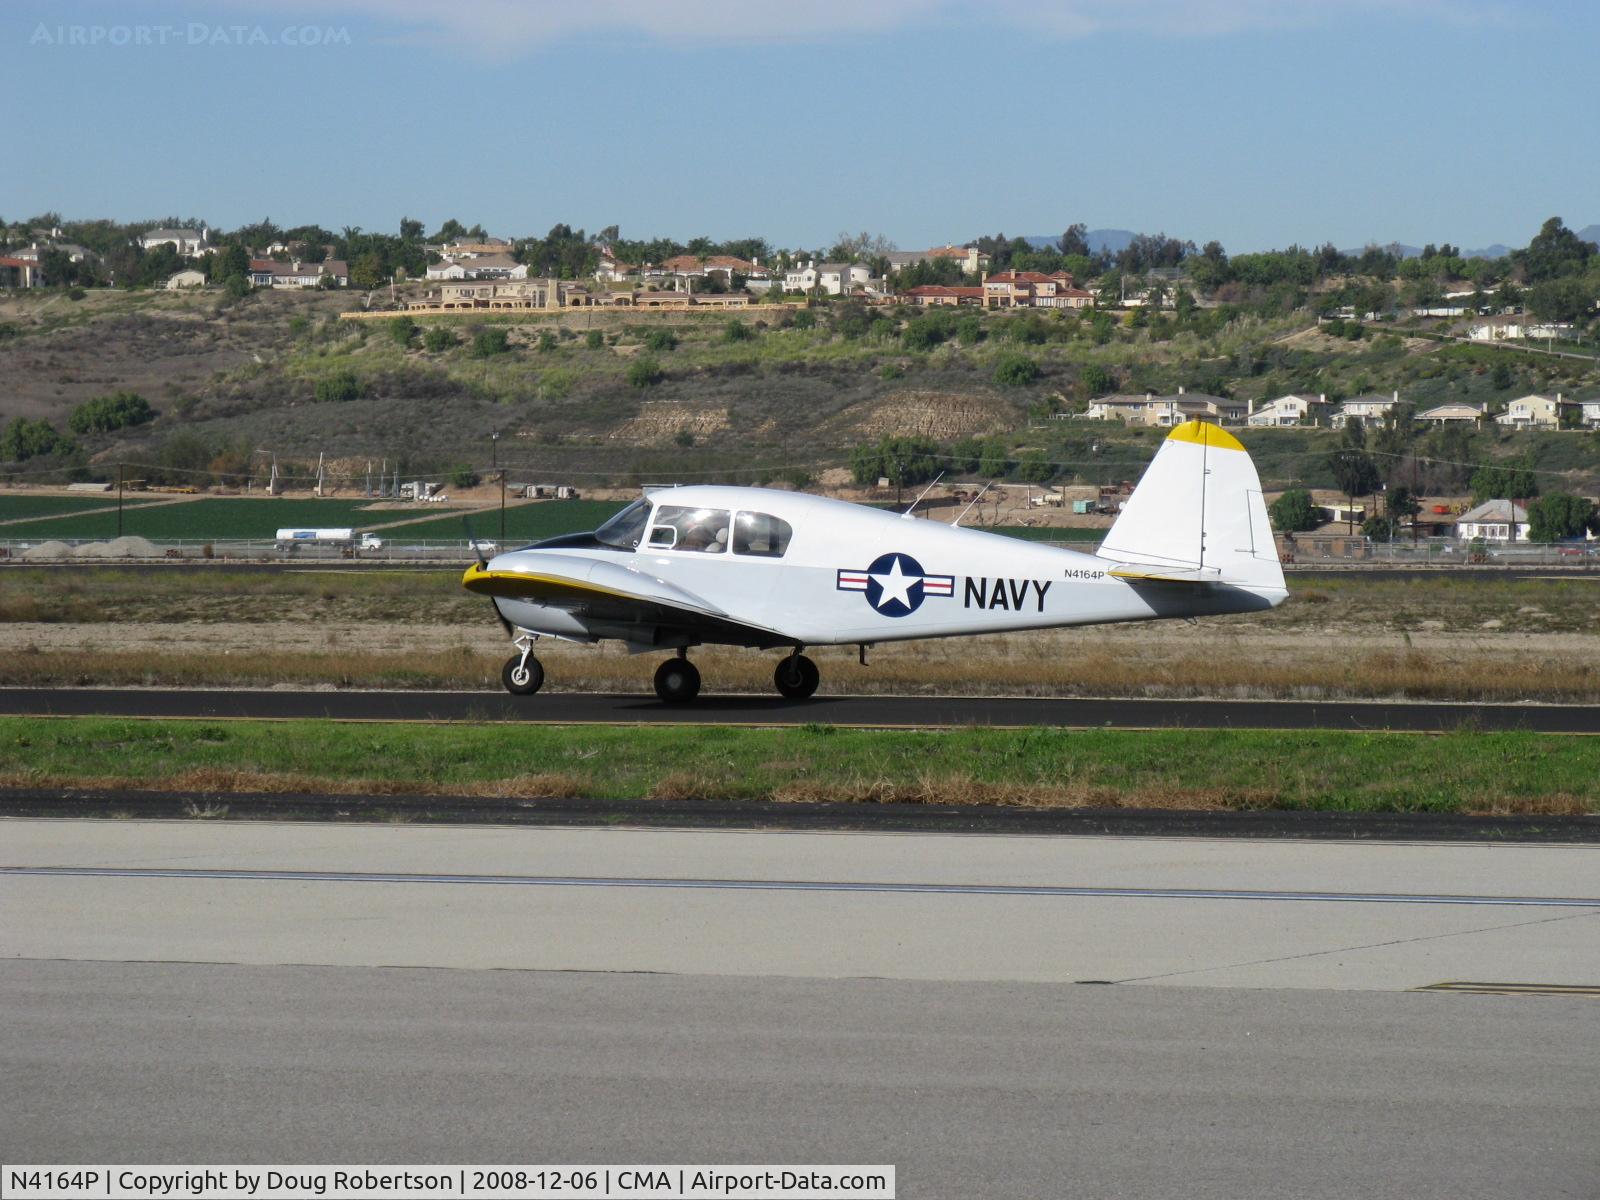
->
650, 505, 730, 553
732, 511, 793, 558
594, 498, 651, 550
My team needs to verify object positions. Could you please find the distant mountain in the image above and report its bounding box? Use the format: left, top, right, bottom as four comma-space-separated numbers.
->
1578, 225, 1600, 246
1462, 244, 1512, 259
1022, 229, 1137, 255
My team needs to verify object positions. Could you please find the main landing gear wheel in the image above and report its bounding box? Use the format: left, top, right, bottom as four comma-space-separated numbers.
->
502, 653, 544, 695
774, 653, 820, 700
654, 658, 701, 703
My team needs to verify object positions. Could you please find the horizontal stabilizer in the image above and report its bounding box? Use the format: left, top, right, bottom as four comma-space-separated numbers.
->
1107, 565, 1224, 585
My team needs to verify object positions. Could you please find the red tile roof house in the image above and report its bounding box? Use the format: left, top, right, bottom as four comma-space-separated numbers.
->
981, 269, 1094, 309
903, 284, 985, 306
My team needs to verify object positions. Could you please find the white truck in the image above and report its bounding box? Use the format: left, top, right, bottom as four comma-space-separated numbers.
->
274, 528, 384, 553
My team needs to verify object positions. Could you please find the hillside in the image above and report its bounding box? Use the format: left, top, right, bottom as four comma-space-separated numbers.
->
3, 288, 1599, 492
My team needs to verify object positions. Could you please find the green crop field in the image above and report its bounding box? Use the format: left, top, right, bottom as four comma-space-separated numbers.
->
392, 499, 629, 543
0, 498, 405, 541
0, 495, 163, 523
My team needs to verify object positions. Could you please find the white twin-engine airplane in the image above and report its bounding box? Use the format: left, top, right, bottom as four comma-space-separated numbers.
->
463, 420, 1288, 701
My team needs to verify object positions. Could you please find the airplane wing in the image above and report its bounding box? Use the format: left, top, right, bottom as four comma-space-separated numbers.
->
462, 554, 796, 648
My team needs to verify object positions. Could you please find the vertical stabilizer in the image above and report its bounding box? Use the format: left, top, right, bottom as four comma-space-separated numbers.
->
1096, 421, 1284, 590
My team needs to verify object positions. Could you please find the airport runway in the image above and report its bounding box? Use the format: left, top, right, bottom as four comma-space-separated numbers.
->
4, 684, 1600, 731
3, 819, 1597, 1193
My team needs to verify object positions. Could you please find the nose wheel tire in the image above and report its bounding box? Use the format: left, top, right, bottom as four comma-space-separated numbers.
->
502, 653, 544, 695
774, 653, 820, 700
654, 658, 702, 703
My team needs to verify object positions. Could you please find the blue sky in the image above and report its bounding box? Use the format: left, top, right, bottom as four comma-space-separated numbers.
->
5, 0, 1597, 253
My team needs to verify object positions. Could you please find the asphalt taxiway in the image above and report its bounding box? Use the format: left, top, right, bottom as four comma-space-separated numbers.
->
5, 685, 1600, 731
3, 819, 1597, 1193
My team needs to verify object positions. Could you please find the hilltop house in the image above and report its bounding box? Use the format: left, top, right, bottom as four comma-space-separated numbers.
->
884, 244, 990, 275
784, 260, 873, 296
139, 227, 209, 256
1416, 401, 1485, 425
903, 284, 985, 307
1583, 399, 1600, 429
981, 270, 1093, 309
1085, 388, 1245, 427
248, 258, 349, 288
1247, 393, 1329, 426
1495, 393, 1572, 430
1329, 392, 1400, 428
646, 255, 771, 291
1455, 499, 1530, 543
426, 255, 527, 282
0, 256, 40, 288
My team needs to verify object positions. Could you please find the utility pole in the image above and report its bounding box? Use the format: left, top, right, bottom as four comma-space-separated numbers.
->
491, 430, 500, 471
499, 469, 507, 543
117, 463, 124, 537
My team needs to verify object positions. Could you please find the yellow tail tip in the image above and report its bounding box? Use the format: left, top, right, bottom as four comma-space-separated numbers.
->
1166, 419, 1245, 452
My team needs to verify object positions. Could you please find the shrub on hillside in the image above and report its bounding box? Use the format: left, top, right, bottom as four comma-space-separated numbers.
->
644, 329, 678, 353
471, 328, 510, 357
423, 326, 454, 353
314, 370, 361, 404
389, 317, 415, 346
993, 352, 1040, 387
627, 356, 663, 388
585, 329, 605, 350
69, 390, 155, 435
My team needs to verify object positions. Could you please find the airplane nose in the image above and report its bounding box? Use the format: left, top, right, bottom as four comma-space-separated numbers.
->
461, 561, 494, 594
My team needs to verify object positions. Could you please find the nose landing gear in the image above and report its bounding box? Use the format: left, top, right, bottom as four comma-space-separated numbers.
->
774, 652, 820, 700
501, 634, 544, 695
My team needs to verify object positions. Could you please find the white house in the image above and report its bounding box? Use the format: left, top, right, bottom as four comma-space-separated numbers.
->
1085, 389, 1245, 427
1415, 401, 1485, 425
1247, 393, 1329, 427
1455, 499, 1529, 543
1495, 393, 1570, 430
784, 260, 872, 296
1329, 392, 1400, 429
1583, 399, 1600, 429
426, 259, 468, 281
1469, 315, 1577, 341
884, 245, 990, 275
427, 255, 526, 281
164, 269, 207, 289
248, 258, 349, 288
139, 227, 209, 256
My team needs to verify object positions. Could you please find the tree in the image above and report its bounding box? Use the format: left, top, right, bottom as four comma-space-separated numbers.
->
1079, 364, 1113, 396
1056, 224, 1090, 258
978, 439, 1013, 478
1470, 463, 1539, 503
1514, 217, 1595, 282
1386, 486, 1420, 541
0, 416, 74, 462
1326, 448, 1381, 525
423, 326, 454, 353
1527, 492, 1595, 542
388, 317, 415, 347
449, 465, 481, 490
399, 217, 425, 242
1269, 488, 1319, 532
1362, 514, 1397, 542
1018, 449, 1054, 484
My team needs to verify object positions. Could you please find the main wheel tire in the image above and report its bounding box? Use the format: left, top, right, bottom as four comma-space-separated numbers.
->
653, 658, 701, 703
774, 653, 820, 700
502, 653, 544, 696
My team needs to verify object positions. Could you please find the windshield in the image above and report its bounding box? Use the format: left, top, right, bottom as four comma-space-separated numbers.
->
594, 498, 650, 550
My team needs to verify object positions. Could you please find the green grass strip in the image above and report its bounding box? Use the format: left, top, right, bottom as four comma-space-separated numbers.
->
1, 718, 1596, 814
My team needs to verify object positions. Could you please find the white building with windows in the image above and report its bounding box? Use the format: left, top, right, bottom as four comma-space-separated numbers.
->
1495, 393, 1571, 430
1247, 393, 1329, 427
1455, 499, 1529, 543
1329, 392, 1401, 429
1582, 399, 1600, 429
784, 260, 873, 295
1416, 401, 1485, 425
139, 227, 209, 256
